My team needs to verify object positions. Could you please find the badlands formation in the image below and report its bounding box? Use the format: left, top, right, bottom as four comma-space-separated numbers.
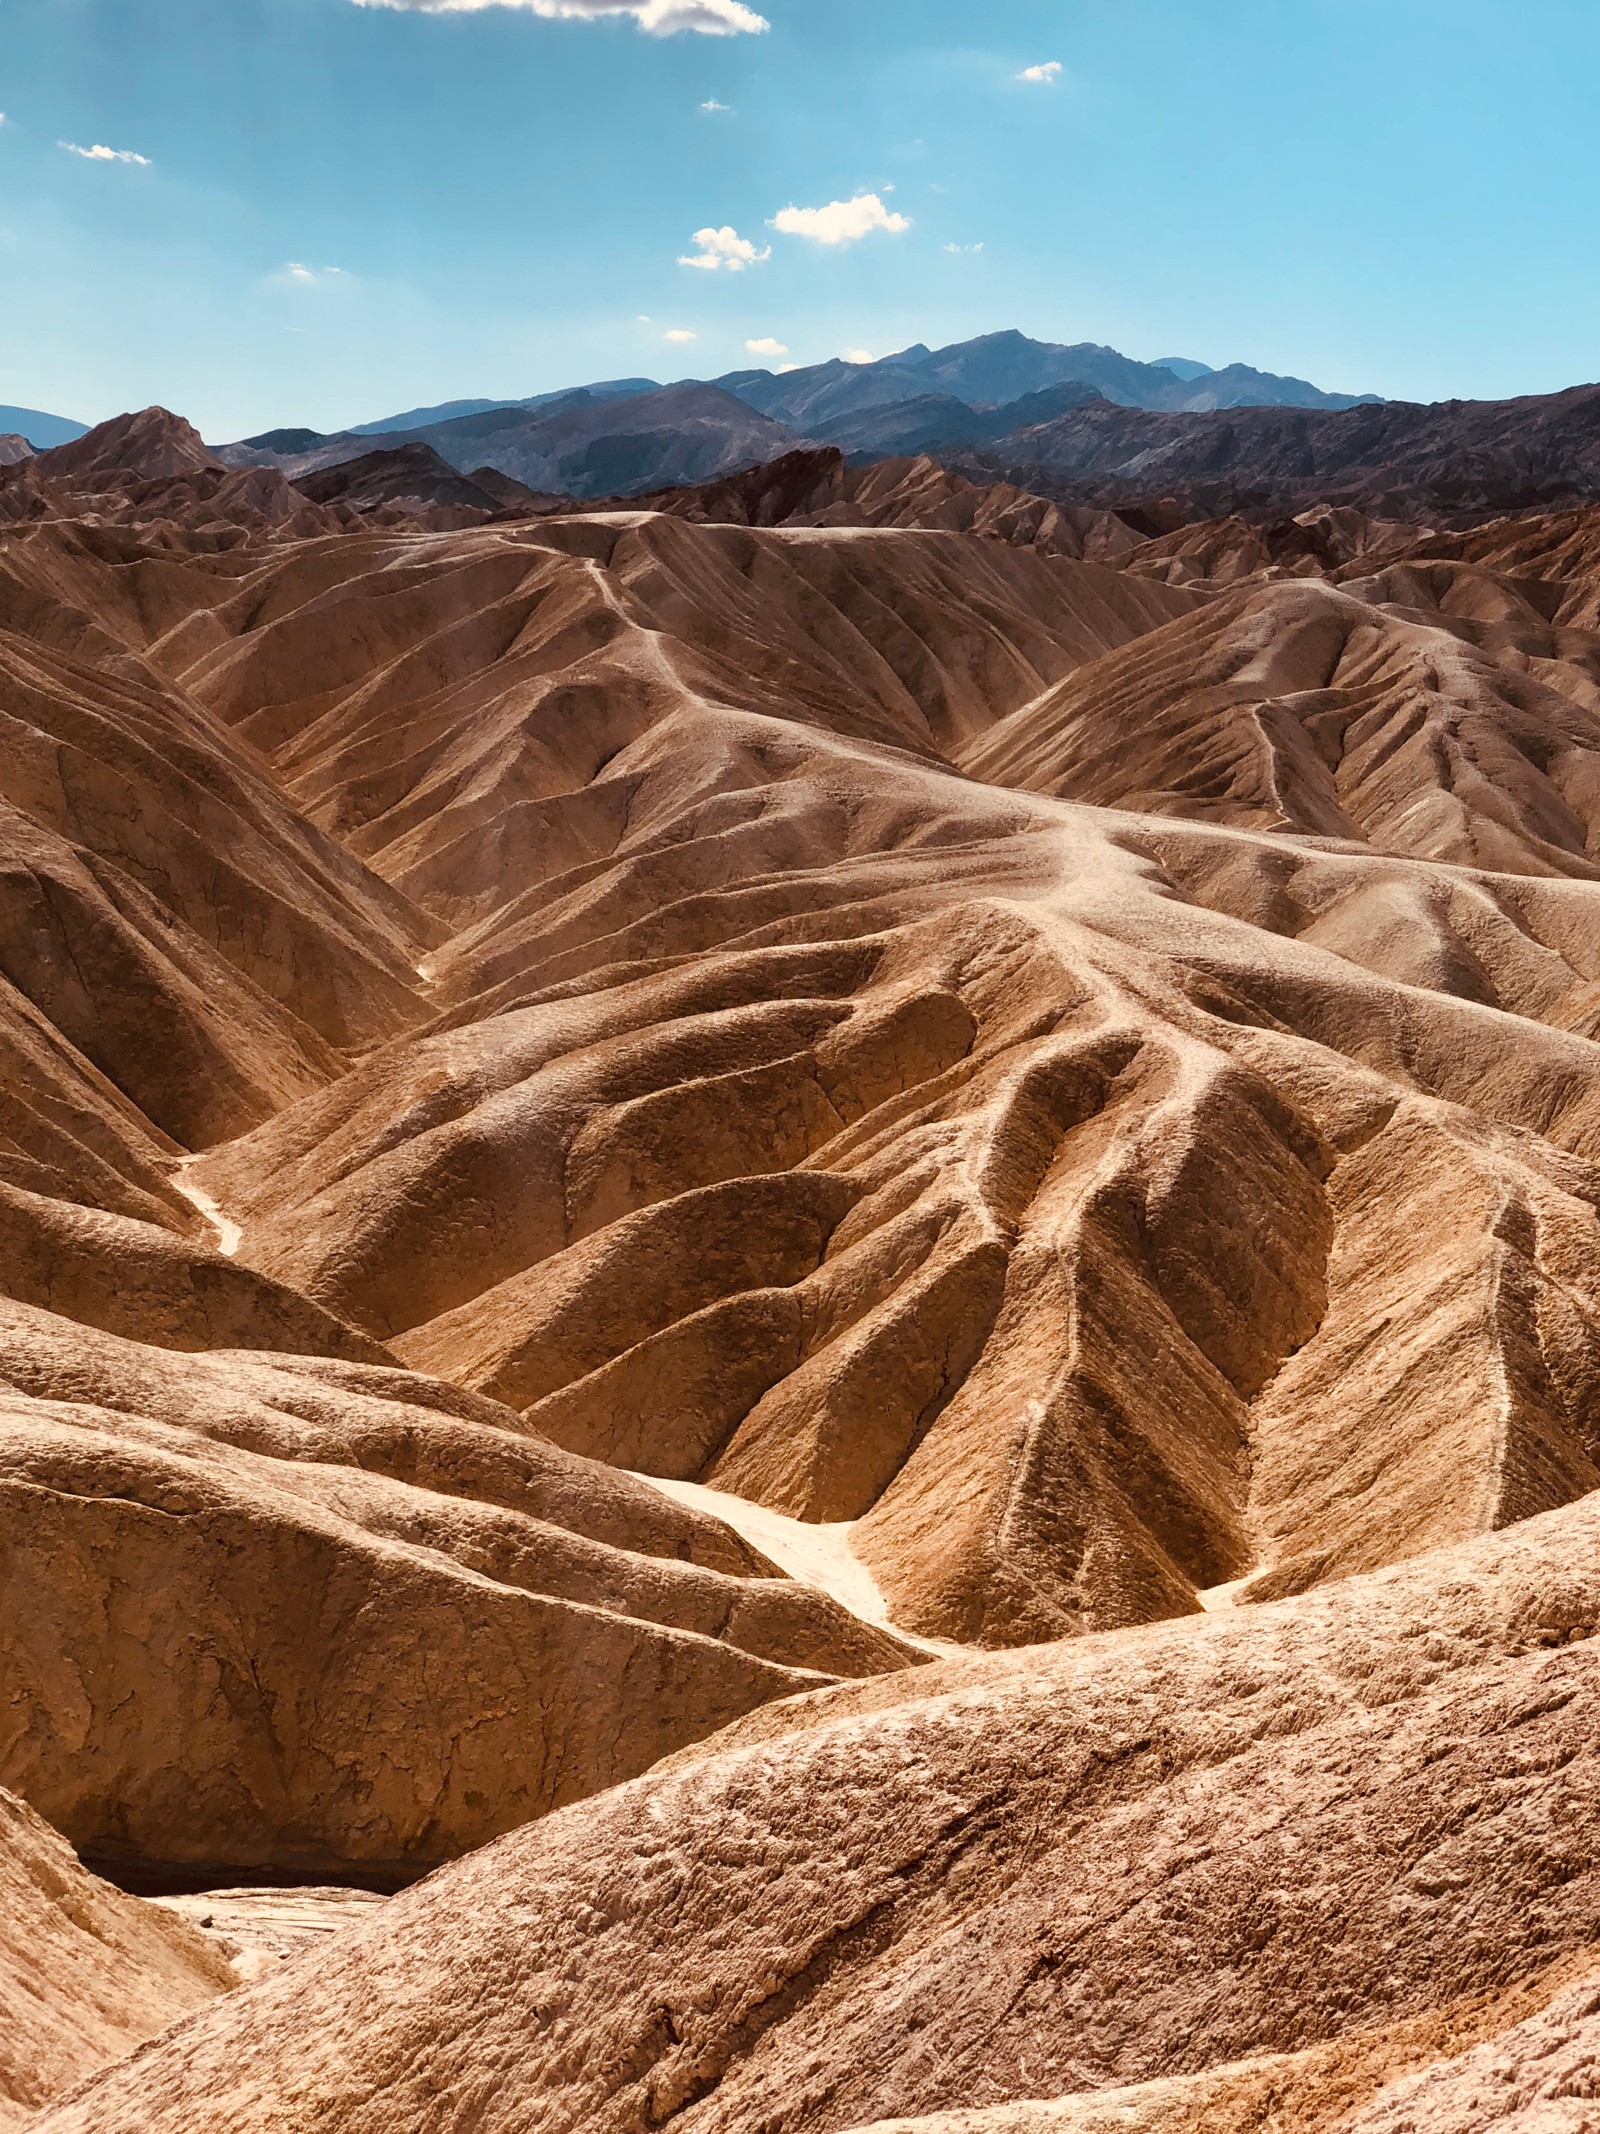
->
4, 408, 1600, 2126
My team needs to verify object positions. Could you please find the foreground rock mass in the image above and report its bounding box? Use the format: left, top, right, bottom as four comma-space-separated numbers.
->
32, 1499, 1600, 2131
0, 1299, 911, 1877
11, 410, 1600, 2124
0, 1787, 231, 2126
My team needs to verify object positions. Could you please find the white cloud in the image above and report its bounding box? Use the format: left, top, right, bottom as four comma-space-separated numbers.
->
746, 336, 788, 357
943, 241, 984, 255
352, 0, 767, 31
700, 97, 731, 111
840, 348, 876, 365
679, 223, 770, 272
770, 193, 910, 246
663, 328, 697, 342
1018, 60, 1062, 83
284, 262, 345, 282
59, 140, 151, 165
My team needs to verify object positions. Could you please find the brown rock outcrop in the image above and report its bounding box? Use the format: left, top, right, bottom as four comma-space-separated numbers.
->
0, 1177, 388, 1359
13, 427, 1600, 2119
292, 444, 546, 521
966, 378, 1600, 524
0, 1786, 231, 2127
0, 1297, 913, 1880
6, 489, 1600, 1655
0, 413, 352, 537
834, 1943, 1600, 2134
589, 448, 1148, 563
961, 566, 1600, 877
35, 408, 222, 484
33, 1495, 1600, 2132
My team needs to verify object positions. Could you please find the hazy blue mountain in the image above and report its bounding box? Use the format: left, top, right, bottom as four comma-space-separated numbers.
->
329, 335, 1375, 460
224, 336, 1376, 478
821, 380, 1107, 459
351, 379, 660, 436
240, 427, 328, 452
1168, 362, 1380, 411
713, 331, 1377, 438
212, 331, 1385, 501
0, 404, 91, 448
398, 383, 796, 495
899, 332, 1190, 409
716, 357, 939, 432
226, 382, 802, 500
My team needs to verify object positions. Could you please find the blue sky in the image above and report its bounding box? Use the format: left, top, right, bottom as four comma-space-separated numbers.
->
1, 0, 1597, 438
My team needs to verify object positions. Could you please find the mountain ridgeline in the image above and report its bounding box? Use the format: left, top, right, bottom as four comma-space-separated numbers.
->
132, 326, 1598, 530
37, 327, 1600, 529
209, 329, 1383, 501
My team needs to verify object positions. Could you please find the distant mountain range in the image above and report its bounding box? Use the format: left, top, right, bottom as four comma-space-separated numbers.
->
7, 331, 1379, 487
17, 368, 1600, 546
710, 332, 1377, 427
346, 379, 661, 437
957, 384, 1600, 522
211, 331, 1381, 500
29, 331, 1600, 530
224, 381, 800, 498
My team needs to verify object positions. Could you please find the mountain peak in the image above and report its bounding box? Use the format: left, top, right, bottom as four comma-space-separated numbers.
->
39, 406, 221, 482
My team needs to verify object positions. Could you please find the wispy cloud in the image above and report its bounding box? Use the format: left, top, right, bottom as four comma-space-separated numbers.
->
746, 336, 788, 357
284, 262, 345, 282
352, 0, 768, 32
1018, 60, 1062, 83
700, 97, 731, 111
943, 241, 983, 255
59, 140, 151, 165
771, 193, 910, 246
663, 327, 698, 341
679, 223, 770, 272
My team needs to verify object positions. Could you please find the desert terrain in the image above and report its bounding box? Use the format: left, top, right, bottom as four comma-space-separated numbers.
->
6, 399, 1600, 2130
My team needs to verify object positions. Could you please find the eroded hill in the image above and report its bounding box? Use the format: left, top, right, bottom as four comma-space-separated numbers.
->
9, 410, 1600, 2128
